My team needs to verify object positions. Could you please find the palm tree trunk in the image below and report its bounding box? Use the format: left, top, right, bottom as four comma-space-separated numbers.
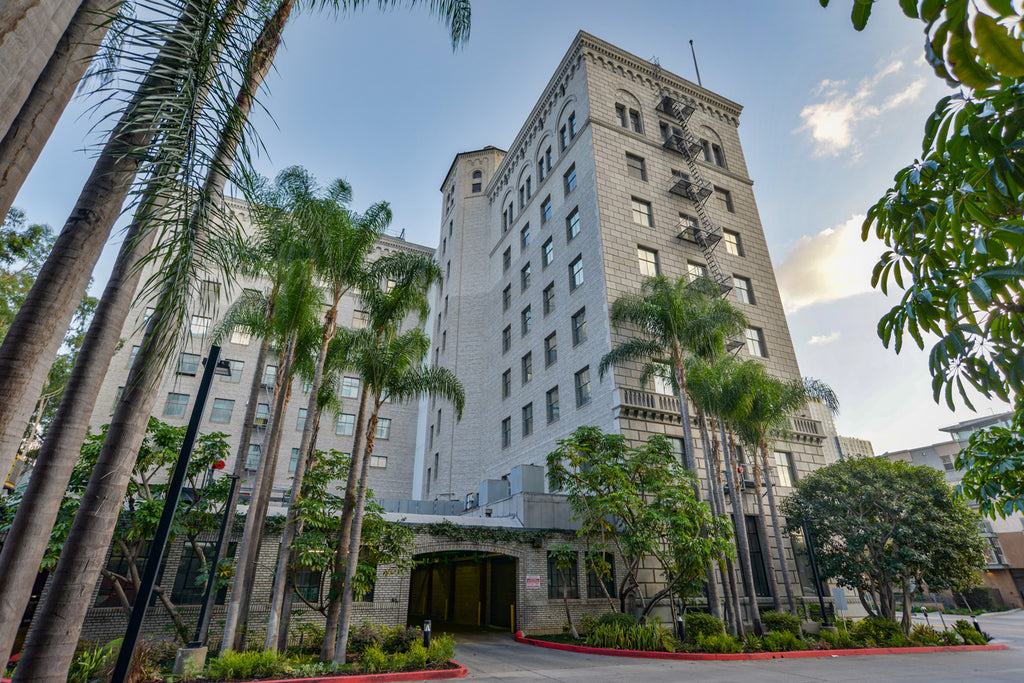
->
321, 383, 371, 660
333, 408, 379, 664
0, 2, 205, 488
0, 195, 160, 665
695, 414, 722, 622
222, 336, 295, 650
0, 0, 79, 141
670, 347, 697, 475
760, 441, 797, 614
0, 0, 117, 219
751, 450, 781, 614
722, 422, 763, 635
709, 423, 743, 637
265, 303, 336, 649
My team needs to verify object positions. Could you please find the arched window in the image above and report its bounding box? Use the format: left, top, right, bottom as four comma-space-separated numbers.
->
472, 170, 482, 193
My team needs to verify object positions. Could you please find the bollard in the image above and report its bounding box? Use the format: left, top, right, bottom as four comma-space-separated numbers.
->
423, 620, 432, 648
972, 616, 982, 634
677, 616, 685, 641
921, 606, 930, 627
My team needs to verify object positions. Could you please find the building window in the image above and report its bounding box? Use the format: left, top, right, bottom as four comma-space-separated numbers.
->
637, 247, 659, 277
542, 237, 554, 267
679, 213, 698, 232
571, 307, 587, 346
190, 315, 211, 337
501, 417, 512, 448
715, 187, 734, 213
616, 103, 627, 127
164, 392, 189, 418
521, 223, 530, 249
127, 344, 140, 368
569, 255, 583, 290
341, 376, 360, 398
336, 413, 355, 436
522, 403, 533, 436
626, 153, 647, 181
746, 328, 767, 357
521, 352, 533, 385
521, 262, 531, 291
352, 309, 368, 329
502, 325, 512, 353
712, 143, 726, 168
376, 418, 391, 440
296, 408, 307, 432
502, 369, 512, 399
223, 359, 243, 383
629, 108, 642, 133
734, 276, 753, 304
262, 364, 278, 388
545, 332, 557, 366
178, 352, 200, 375
543, 283, 555, 315
503, 284, 512, 311
370, 455, 387, 468
563, 164, 576, 195
587, 552, 616, 598
775, 451, 796, 487
701, 139, 712, 163
575, 367, 592, 407
746, 516, 771, 597
541, 196, 552, 223
940, 455, 956, 471
559, 124, 568, 150
245, 444, 261, 470
171, 540, 232, 605
503, 246, 512, 271
546, 386, 560, 423
210, 398, 234, 424
230, 327, 251, 345
441, 330, 447, 351
668, 437, 685, 464
472, 170, 482, 193
566, 207, 580, 241
289, 447, 300, 473
568, 111, 577, 138
502, 205, 512, 233
723, 230, 742, 256
544, 147, 552, 176
686, 261, 708, 282
631, 198, 652, 227
548, 550, 579, 599
254, 403, 270, 427
519, 184, 526, 209
521, 305, 532, 336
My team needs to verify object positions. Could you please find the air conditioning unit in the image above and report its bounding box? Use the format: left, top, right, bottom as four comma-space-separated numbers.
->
465, 492, 478, 510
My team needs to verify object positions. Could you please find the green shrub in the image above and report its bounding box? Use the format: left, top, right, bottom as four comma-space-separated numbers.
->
403, 641, 429, 670
695, 632, 742, 653
763, 630, 808, 652
953, 620, 989, 645
348, 621, 385, 655
742, 634, 764, 652
817, 628, 858, 649
597, 611, 637, 628
360, 643, 388, 674
939, 629, 963, 646
684, 612, 725, 642
578, 613, 598, 637
205, 650, 289, 680
382, 625, 423, 654
852, 617, 905, 647
585, 621, 675, 652
67, 642, 116, 683
293, 622, 326, 655
909, 624, 944, 646
427, 633, 456, 666
587, 623, 627, 650
761, 610, 803, 636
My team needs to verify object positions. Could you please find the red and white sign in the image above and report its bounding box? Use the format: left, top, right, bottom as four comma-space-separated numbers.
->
526, 575, 541, 589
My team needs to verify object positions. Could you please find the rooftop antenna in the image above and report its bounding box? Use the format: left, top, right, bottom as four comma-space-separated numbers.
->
689, 40, 702, 87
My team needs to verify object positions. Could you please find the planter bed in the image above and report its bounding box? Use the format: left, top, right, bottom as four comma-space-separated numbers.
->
514, 632, 1008, 661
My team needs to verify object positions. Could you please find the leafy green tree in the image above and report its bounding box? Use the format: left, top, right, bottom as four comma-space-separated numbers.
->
818, 2, 1024, 512
549, 544, 581, 639
781, 457, 987, 634
0, 418, 231, 643
547, 426, 733, 622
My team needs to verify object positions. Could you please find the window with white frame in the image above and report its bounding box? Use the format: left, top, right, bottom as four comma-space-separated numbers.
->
746, 328, 767, 357
178, 352, 200, 375
686, 261, 708, 282
376, 418, 391, 440
626, 153, 646, 181
341, 376, 360, 398
296, 408, 307, 432
262, 364, 278, 387
774, 451, 796, 487
245, 444, 261, 470
352, 310, 368, 329
254, 403, 270, 427
230, 327, 251, 345
223, 359, 243, 383
190, 315, 211, 338
370, 455, 387, 468
336, 413, 355, 436
637, 247, 659, 277
210, 398, 234, 423
164, 392, 189, 418
733, 276, 753, 304
631, 198, 652, 227
723, 230, 742, 256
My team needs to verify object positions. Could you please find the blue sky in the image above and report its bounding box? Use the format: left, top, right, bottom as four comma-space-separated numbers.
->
11, 0, 1009, 452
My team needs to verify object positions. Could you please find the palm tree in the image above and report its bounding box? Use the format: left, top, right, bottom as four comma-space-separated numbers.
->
264, 170, 390, 650
0, 0, 119, 220
598, 275, 745, 621
332, 326, 464, 664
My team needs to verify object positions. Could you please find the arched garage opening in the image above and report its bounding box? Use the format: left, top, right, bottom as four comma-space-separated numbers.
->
407, 551, 516, 631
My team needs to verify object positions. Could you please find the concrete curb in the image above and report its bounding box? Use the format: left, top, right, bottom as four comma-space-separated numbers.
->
0, 661, 468, 683
513, 631, 1009, 661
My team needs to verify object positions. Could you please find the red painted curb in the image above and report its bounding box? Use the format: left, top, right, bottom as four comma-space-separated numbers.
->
513, 631, 1008, 661
2, 661, 467, 683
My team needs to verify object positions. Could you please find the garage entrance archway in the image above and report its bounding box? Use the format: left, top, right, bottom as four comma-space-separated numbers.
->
407, 551, 516, 631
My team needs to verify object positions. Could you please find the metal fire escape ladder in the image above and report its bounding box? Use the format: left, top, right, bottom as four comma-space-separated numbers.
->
657, 92, 743, 354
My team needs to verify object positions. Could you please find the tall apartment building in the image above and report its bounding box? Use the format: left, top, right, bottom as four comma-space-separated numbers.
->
424, 32, 828, 526
806, 399, 874, 463
89, 198, 432, 503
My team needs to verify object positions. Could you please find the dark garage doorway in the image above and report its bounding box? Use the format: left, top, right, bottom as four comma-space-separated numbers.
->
407, 551, 516, 631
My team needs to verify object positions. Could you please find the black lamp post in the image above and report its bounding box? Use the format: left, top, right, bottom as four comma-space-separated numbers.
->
801, 518, 830, 627
111, 345, 229, 683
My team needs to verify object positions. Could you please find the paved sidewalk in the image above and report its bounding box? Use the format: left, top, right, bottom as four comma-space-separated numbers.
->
444, 630, 1024, 682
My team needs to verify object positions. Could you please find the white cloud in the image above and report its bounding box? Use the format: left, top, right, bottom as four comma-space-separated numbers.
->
797, 57, 928, 158
776, 214, 883, 313
808, 332, 841, 346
